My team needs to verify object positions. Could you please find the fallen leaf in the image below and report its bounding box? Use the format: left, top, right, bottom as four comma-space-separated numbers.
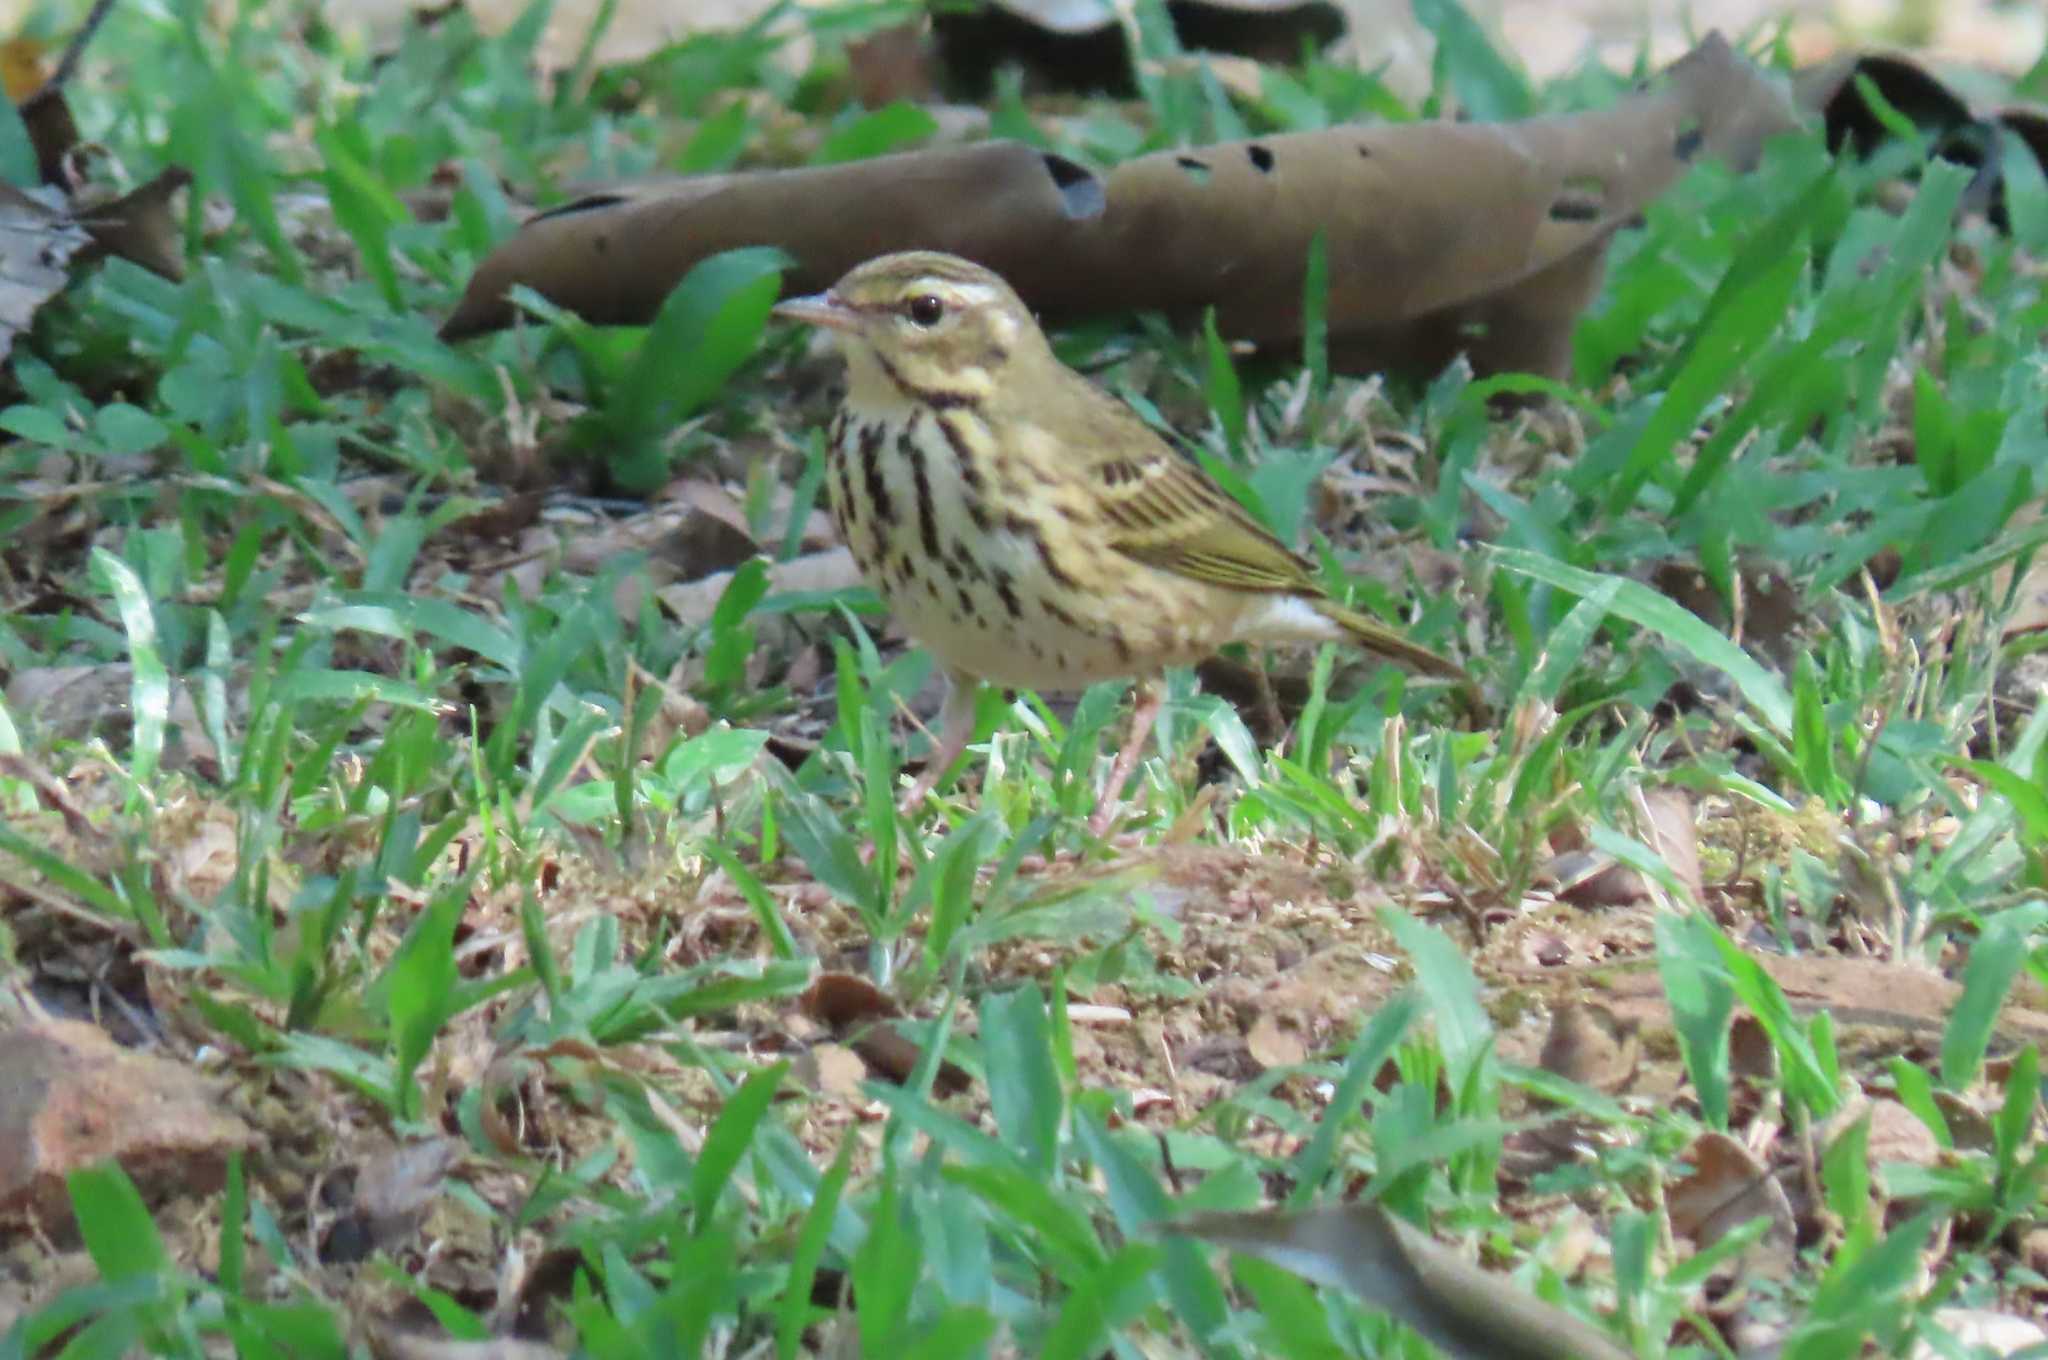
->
1914, 1309, 2048, 1359
1245, 1010, 1308, 1069
1864, 1098, 1942, 1170
368, 1325, 566, 1360
799, 972, 971, 1096
793, 1041, 869, 1101
1168, 1203, 1635, 1360
655, 546, 862, 628
0, 182, 89, 361
1537, 1000, 1638, 1094
442, 34, 1796, 383
1666, 1131, 1796, 1256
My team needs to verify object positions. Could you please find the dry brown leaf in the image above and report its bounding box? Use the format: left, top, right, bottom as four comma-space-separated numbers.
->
368, 1326, 566, 1360
1170, 1203, 1635, 1360
1915, 1310, 2048, 1359
463, 0, 782, 75
72, 166, 192, 282
442, 33, 1795, 382
1864, 1097, 1943, 1170
1552, 785, 1701, 908
1666, 1131, 1796, 1255
793, 1041, 870, 1101
800, 971, 899, 1029
655, 546, 861, 628
1536, 1000, 1638, 1094
323, 1136, 462, 1263
798, 972, 972, 1096
1798, 49, 2048, 229
1244, 1010, 1307, 1069
1553, 953, 2048, 1059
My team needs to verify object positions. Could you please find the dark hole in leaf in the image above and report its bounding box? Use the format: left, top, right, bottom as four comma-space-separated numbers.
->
531, 192, 631, 224
1042, 152, 1106, 219
1673, 120, 1705, 161
1549, 174, 1608, 222
1176, 155, 1212, 185
1246, 144, 1274, 172
1359, 144, 1373, 157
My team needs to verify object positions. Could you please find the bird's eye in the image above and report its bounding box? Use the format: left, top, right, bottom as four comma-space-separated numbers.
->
906, 294, 945, 327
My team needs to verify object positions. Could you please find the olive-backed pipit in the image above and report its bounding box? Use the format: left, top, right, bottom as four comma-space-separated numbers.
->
774, 251, 1470, 833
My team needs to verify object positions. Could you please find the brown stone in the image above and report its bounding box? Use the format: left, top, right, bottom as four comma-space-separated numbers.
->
0, 1019, 255, 1229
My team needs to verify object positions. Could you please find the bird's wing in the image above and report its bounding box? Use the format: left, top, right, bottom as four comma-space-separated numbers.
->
1076, 391, 1317, 594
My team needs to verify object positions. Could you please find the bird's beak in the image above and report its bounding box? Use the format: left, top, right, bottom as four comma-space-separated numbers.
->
772, 290, 860, 333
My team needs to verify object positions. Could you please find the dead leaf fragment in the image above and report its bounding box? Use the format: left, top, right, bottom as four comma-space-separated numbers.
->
798, 972, 971, 1096
0, 182, 89, 361
1169, 1203, 1634, 1360
1914, 1309, 2048, 1359
656, 546, 861, 628
73, 166, 192, 282
1244, 1010, 1308, 1069
368, 1325, 566, 1360
1551, 787, 1701, 908
1865, 1098, 1942, 1170
1666, 1131, 1796, 1257
1537, 1000, 1638, 1094
323, 1137, 462, 1263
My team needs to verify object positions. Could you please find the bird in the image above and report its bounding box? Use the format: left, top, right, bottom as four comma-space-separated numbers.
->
772, 250, 1472, 835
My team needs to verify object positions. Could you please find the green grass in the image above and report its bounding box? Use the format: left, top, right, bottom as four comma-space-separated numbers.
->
3, 1, 2047, 1357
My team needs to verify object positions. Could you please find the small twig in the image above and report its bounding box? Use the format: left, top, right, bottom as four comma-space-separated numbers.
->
19, 0, 119, 113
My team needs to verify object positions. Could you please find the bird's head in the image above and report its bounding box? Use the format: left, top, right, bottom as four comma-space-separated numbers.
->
772, 251, 1044, 409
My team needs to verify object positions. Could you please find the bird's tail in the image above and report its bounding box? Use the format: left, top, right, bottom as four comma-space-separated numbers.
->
1312, 599, 1473, 686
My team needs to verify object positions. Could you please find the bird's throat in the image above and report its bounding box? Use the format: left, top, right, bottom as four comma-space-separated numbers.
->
845, 342, 993, 412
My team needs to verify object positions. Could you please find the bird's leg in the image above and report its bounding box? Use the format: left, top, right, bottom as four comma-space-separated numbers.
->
899, 669, 980, 815
1089, 679, 1163, 837
1251, 649, 1285, 752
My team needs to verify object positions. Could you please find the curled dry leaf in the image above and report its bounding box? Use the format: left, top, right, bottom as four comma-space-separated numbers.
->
1537, 999, 1638, 1095
1665, 1131, 1796, 1257
1168, 1203, 1635, 1360
442, 33, 1796, 381
72, 166, 192, 282
1244, 1010, 1308, 1069
798, 972, 971, 1096
655, 546, 861, 630
1913, 1310, 2048, 1360
1551, 786, 1702, 909
1863, 1097, 1943, 1171
1796, 50, 2048, 228
322, 1136, 463, 1263
367, 1325, 566, 1360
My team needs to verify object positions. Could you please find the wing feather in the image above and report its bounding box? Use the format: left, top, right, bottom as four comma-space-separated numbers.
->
1074, 391, 1318, 595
